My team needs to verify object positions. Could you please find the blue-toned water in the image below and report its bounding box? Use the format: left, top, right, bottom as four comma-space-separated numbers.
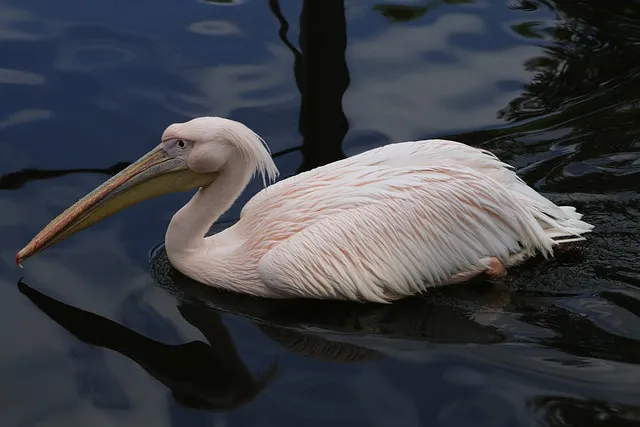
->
2, 0, 640, 426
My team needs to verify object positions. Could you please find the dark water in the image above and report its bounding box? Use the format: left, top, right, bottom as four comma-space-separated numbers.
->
2, 0, 640, 425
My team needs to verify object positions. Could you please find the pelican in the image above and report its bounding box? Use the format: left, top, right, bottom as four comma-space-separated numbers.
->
16, 117, 593, 303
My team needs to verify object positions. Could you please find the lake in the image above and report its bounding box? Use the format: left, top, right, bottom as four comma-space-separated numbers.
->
2, 0, 640, 426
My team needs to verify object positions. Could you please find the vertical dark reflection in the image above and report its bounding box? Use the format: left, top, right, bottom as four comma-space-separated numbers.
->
270, 0, 350, 173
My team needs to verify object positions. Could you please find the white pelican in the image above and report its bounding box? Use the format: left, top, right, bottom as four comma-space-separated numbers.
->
17, 117, 593, 303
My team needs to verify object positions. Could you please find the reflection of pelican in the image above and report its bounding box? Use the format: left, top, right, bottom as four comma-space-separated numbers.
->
17, 117, 593, 303
150, 243, 508, 350
18, 280, 277, 411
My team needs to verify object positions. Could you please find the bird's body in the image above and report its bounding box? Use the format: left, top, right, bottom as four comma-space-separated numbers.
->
163, 131, 592, 303
18, 117, 593, 303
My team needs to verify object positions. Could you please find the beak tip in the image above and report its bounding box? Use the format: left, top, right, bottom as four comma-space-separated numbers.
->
16, 250, 25, 268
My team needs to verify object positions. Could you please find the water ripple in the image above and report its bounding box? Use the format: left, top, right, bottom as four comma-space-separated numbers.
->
188, 20, 241, 36
0, 68, 44, 85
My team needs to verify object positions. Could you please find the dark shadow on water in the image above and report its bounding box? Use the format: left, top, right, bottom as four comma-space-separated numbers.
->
149, 245, 507, 349
530, 395, 640, 426
17, 279, 277, 412
147, 241, 640, 367
505, 292, 640, 364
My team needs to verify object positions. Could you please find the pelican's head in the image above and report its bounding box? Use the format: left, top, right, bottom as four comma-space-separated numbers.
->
16, 116, 278, 266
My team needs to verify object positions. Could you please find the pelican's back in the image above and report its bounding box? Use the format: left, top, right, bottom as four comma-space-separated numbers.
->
245, 139, 592, 244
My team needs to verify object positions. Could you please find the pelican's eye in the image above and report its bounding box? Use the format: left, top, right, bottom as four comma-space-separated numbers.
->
163, 138, 193, 156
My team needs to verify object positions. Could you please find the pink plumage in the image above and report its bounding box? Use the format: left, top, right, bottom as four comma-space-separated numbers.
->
161, 117, 593, 303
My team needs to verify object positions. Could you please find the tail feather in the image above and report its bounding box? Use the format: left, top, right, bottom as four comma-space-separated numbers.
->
384, 139, 595, 248
531, 203, 593, 247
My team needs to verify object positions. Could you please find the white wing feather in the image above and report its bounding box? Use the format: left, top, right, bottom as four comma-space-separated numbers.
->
244, 139, 592, 242
338, 139, 592, 239
257, 165, 562, 303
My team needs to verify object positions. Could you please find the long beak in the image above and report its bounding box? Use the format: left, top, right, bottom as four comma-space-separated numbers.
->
16, 144, 217, 266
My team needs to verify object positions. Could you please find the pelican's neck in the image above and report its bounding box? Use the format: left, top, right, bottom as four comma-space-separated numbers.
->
166, 156, 252, 254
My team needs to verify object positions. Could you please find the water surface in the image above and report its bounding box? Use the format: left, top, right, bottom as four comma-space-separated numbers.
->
2, 0, 640, 426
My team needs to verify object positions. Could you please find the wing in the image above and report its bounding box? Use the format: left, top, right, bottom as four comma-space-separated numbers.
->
242, 139, 492, 216
245, 138, 592, 241
345, 140, 592, 237
257, 166, 555, 303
